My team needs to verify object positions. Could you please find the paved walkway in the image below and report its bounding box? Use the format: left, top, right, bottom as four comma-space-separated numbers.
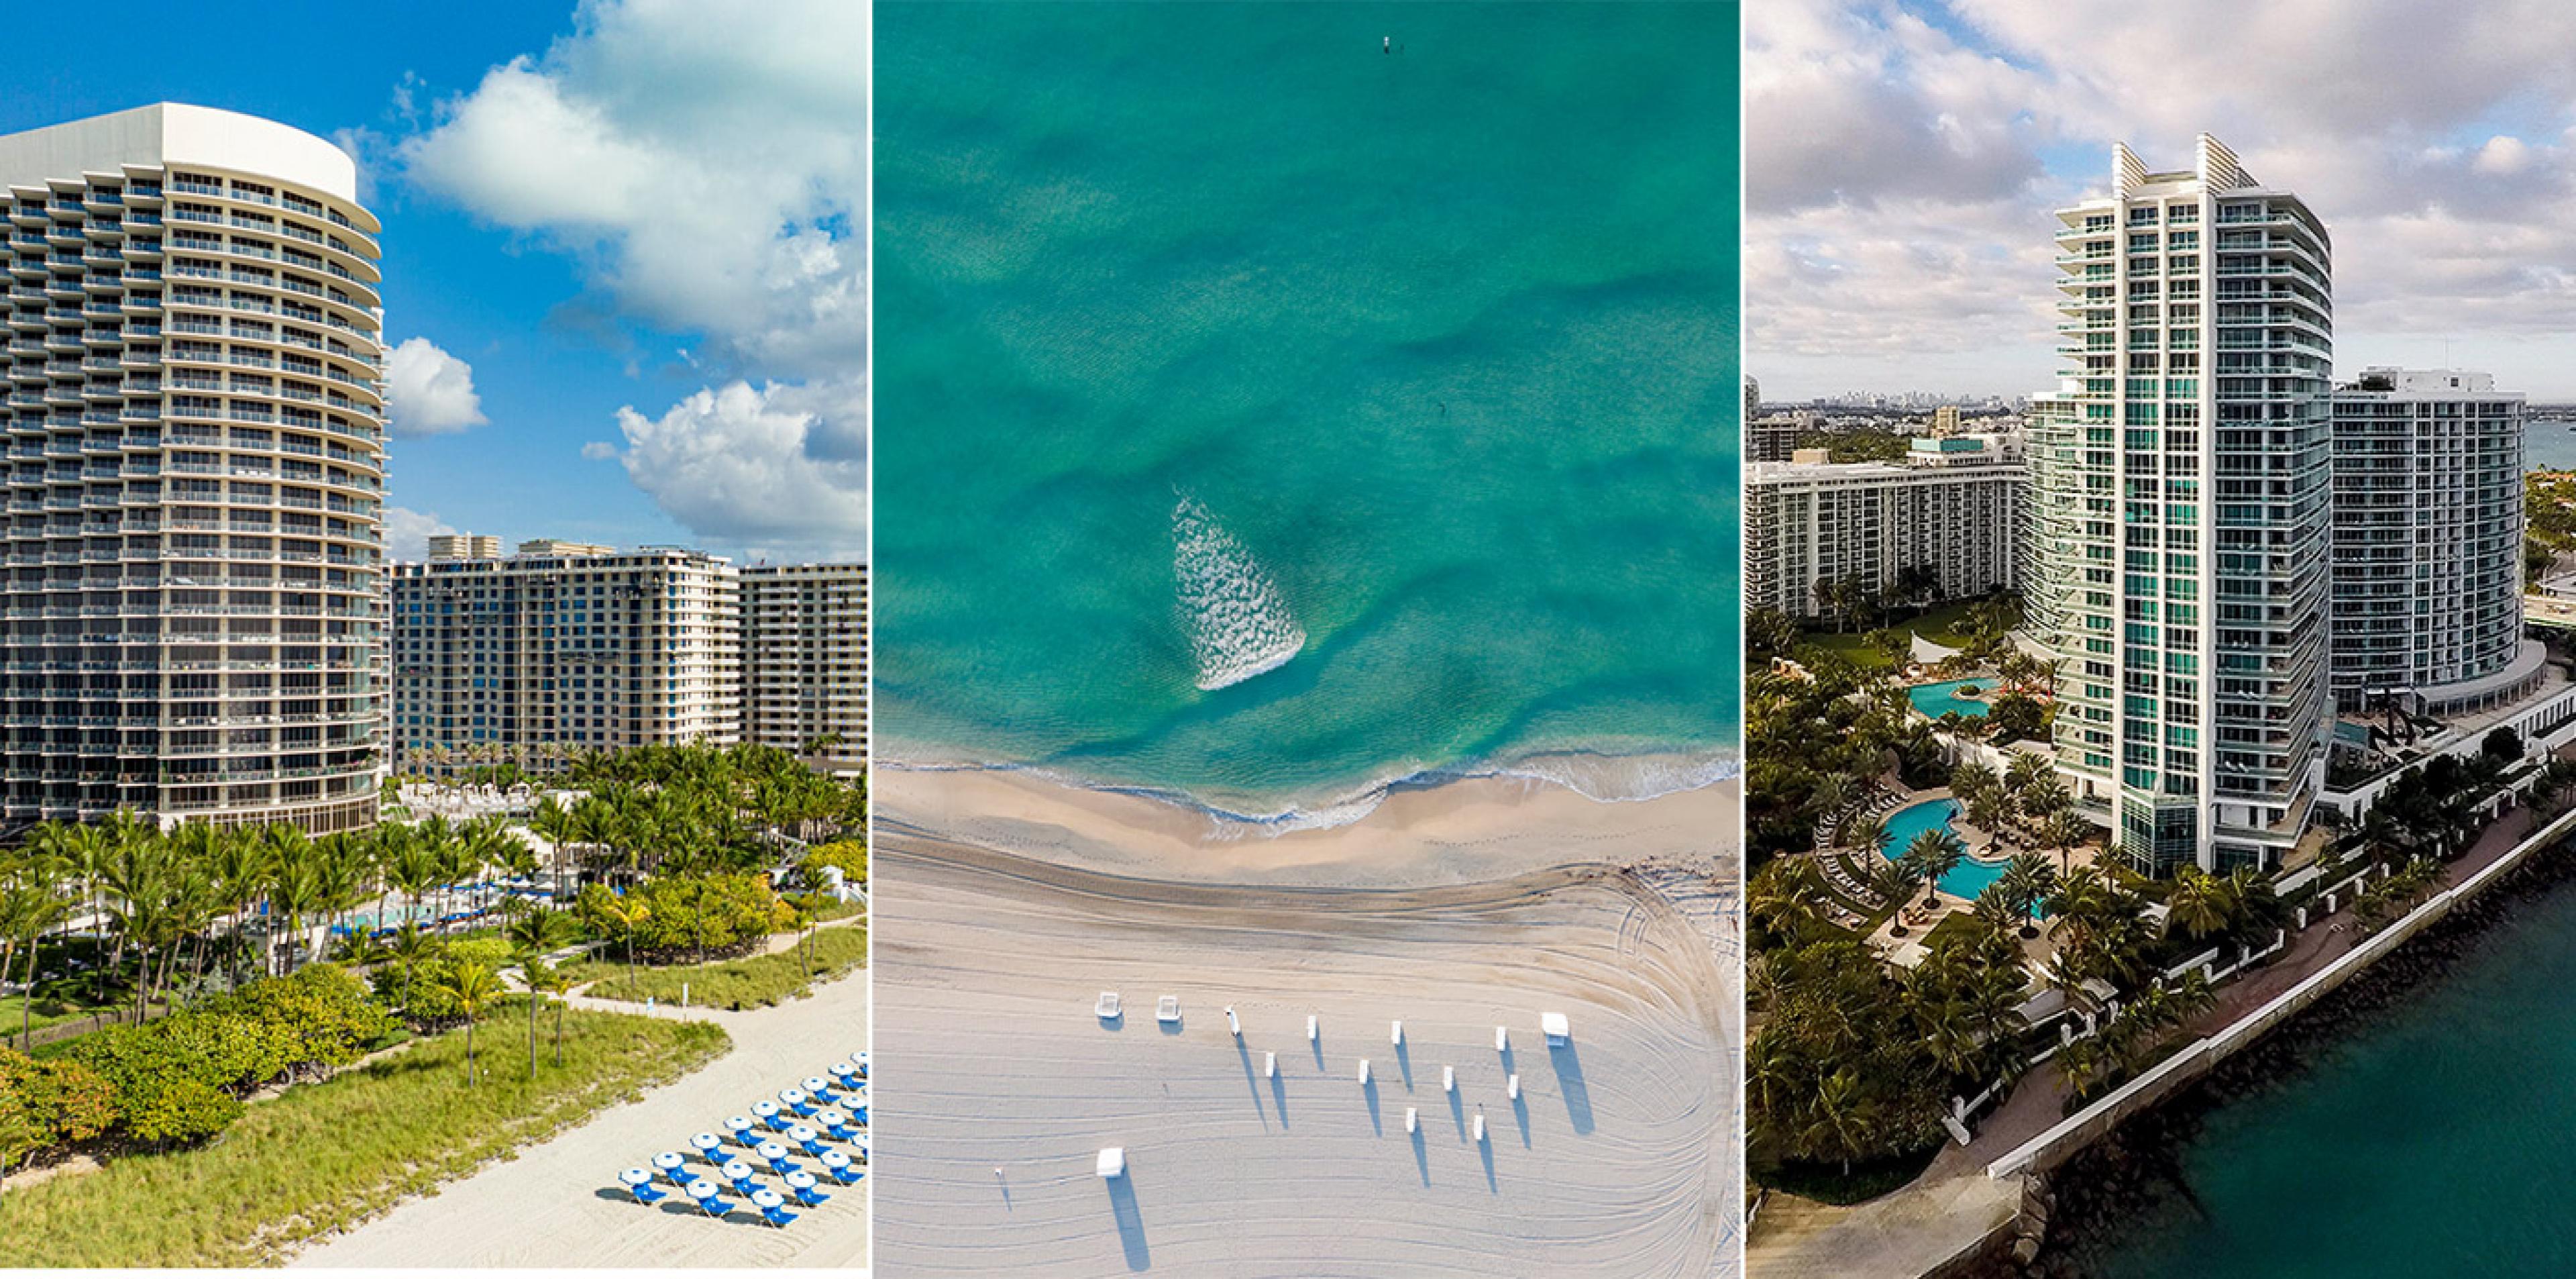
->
290, 966, 869, 1270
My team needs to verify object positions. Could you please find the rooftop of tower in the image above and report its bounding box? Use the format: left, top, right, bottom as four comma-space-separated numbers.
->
0, 102, 361, 209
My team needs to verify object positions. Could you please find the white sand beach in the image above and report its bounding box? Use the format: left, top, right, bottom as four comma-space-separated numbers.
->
873, 768, 1740, 1276
288, 969, 870, 1270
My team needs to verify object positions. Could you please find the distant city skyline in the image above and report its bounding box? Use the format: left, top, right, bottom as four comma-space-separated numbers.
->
1747, 1, 2576, 403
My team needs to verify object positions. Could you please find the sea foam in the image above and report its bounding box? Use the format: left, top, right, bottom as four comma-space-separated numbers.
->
1173, 495, 1305, 690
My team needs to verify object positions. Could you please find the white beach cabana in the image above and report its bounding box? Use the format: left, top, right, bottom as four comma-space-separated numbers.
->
1157, 995, 1180, 1024
1358, 1058, 1371, 1085
1096, 1147, 1126, 1179
1542, 1011, 1570, 1045
1096, 991, 1121, 1019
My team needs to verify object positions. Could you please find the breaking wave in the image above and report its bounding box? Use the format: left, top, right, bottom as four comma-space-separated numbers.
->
1173, 495, 1305, 690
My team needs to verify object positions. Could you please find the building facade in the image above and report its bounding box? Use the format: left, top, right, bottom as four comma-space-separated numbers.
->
741, 562, 867, 774
390, 540, 741, 777
2330, 368, 2531, 715
0, 105, 387, 833
1745, 436, 2022, 619
2027, 135, 2333, 875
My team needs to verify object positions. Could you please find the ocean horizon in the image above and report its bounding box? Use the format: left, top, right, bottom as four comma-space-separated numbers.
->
874, 1, 1741, 821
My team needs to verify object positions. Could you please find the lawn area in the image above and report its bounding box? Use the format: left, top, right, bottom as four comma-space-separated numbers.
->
1796, 597, 2021, 670
577, 923, 866, 1011
0, 986, 126, 1047
0, 1005, 729, 1267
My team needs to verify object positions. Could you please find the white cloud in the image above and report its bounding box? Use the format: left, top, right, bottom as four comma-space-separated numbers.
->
400, 0, 869, 555
1750, 0, 2576, 399
580, 440, 618, 461
384, 338, 489, 436
400, 0, 867, 380
383, 507, 458, 562
610, 380, 865, 560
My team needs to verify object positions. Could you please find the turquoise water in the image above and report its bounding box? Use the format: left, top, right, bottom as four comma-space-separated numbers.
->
873, 3, 1740, 817
1878, 797, 2010, 902
2526, 423, 2576, 470
1907, 678, 1993, 720
2076, 867, 2576, 1276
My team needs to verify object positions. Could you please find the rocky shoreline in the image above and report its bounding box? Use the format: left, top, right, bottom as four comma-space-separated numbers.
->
1964, 827, 2576, 1277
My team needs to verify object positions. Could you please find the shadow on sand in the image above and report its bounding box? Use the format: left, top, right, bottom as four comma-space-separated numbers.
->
1550, 1039, 1593, 1135
1109, 1172, 1150, 1270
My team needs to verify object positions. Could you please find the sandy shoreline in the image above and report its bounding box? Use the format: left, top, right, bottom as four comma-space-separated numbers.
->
873, 766, 1742, 1276
875, 762, 1739, 889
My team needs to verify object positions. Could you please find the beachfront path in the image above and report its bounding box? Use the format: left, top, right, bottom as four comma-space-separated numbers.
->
287, 968, 869, 1270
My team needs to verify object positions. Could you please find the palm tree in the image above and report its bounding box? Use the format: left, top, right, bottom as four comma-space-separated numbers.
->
1865, 858, 1917, 921
1998, 851, 2057, 939
2041, 811, 2091, 874
0, 858, 70, 1050
264, 827, 324, 977
384, 923, 441, 1015
1845, 813, 1888, 862
523, 956, 574, 1067
506, 908, 579, 1076
204, 825, 270, 992
1900, 829, 1966, 909
2165, 868, 2232, 941
594, 896, 651, 994
430, 960, 505, 1086
1800, 1068, 1879, 1176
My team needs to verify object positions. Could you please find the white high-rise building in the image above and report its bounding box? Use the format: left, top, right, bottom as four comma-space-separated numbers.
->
741, 562, 867, 775
2330, 368, 2534, 716
2027, 136, 2332, 875
0, 105, 387, 833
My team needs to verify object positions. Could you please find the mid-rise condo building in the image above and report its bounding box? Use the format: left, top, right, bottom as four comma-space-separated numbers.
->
1744, 434, 2022, 619
2329, 368, 2533, 716
390, 540, 740, 776
741, 562, 867, 775
0, 105, 387, 833
2027, 135, 2332, 875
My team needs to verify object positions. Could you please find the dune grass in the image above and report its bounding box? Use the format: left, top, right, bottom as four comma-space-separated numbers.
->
0, 1004, 729, 1268
578, 924, 866, 1011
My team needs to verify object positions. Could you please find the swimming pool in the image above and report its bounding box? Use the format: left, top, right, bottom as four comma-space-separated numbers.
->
1875, 797, 2010, 904
1909, 678, 1995, 720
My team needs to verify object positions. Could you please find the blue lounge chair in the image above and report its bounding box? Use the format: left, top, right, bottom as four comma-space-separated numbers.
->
823, 1118, 856, 1142
793, 1182, 830, 1207
634, 1180, 667, 1205
826, 1164, 863, 1186
694, 1193, 733, 1220
729, 1174, 761, 1198
761, 1203, 799, 1229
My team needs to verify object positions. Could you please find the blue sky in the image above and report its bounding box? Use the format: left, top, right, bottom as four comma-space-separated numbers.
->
0, 0, 869, 562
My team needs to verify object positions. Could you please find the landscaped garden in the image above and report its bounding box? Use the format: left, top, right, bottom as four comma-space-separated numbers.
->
0, 740, 869, 1255
0, 981, 724, 1266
